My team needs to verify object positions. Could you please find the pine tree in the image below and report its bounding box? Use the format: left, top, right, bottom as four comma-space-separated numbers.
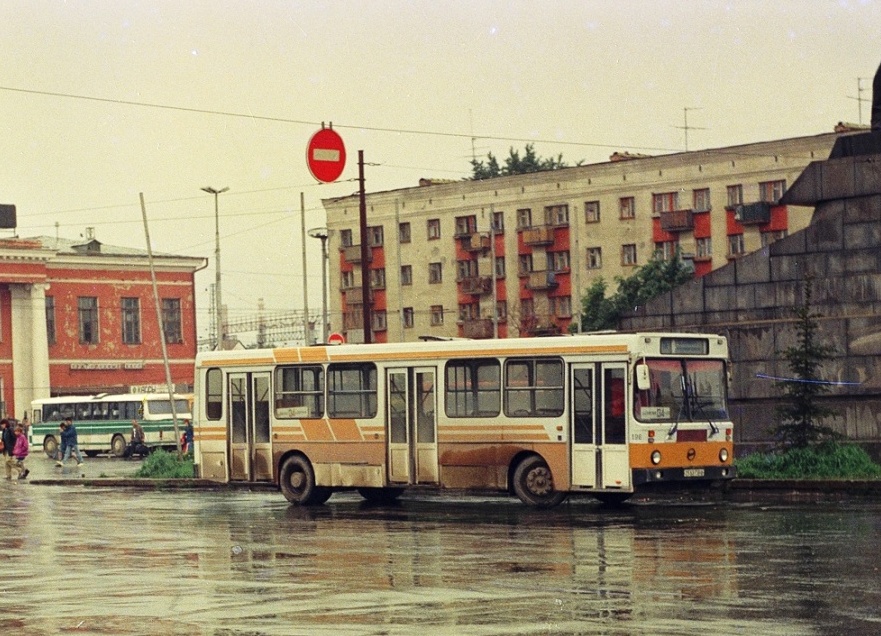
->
773, 275, 840, 448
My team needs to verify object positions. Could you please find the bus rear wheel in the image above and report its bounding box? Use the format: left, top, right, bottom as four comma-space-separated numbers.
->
512, 455, 568, 508
357, 487, 405, 504
110, 434, 127, 457
279, 455, 331, 506
43, 436, 58, 459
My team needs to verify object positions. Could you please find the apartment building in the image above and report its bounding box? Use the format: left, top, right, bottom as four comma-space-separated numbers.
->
322, 131, 851, 343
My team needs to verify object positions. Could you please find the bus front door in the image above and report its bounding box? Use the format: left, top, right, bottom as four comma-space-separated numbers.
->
228, 372, 273, 482
386, 367, 438, 485
570, 363, 631, 491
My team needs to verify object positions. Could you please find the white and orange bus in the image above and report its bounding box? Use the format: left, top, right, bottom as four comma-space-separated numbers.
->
193, 332, 735, 507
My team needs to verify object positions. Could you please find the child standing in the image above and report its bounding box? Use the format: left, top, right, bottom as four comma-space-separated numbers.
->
11, 425, 28, 480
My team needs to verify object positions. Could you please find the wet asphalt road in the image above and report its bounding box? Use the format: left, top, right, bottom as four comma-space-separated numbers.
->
1, 456, 880, 635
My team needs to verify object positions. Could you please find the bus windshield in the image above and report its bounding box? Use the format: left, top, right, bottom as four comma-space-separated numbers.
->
635, 358, 728, 422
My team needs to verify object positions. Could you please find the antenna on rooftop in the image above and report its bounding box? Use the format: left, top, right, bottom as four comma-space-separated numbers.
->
847, 77, 872, 125
673, 107, 707, 152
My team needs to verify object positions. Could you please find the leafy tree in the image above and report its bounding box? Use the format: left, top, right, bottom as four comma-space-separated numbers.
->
574, 250, 693, 332
470, 143, 574, 179
773, 275, 839, 448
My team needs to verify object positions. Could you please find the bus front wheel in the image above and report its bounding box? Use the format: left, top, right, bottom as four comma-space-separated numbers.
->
279, 455, 331, 506
512, 455, 568, 508
43, 436, 58, 459
110, 434, 127, 457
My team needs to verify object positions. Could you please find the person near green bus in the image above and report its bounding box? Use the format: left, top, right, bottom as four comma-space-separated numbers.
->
57, 418, 84, 467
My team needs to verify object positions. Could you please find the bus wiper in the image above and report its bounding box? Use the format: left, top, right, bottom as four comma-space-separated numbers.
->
668, 375, 686, 438
688, 372, 719, 437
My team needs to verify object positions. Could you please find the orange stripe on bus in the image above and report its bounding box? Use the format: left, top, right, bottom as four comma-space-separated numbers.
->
328, 419, 362, 441
300, 418, 334, 441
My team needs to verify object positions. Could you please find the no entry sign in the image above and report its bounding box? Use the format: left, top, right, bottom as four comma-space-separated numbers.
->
306, 127, 346, 183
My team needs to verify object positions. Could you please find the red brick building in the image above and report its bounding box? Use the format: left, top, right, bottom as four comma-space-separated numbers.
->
0, 235, 206, 420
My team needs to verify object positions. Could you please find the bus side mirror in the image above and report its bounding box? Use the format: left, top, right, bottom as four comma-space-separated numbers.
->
636, 364, 651, 391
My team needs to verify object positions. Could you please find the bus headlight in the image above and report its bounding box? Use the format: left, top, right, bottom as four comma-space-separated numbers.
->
719, 448, 729, 462
651, 450, 662, 465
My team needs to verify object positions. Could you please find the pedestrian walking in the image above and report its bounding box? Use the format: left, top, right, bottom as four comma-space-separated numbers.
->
125, 420, 147, 458
1, 419, 17, 481
184, 420, 194, 454
11, 425, 28, 480
56, 417, 83, 467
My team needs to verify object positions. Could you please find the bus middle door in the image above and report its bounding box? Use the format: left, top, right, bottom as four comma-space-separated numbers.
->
599, 363, 631, 490
228, 372, 273, 482
386, 367, 438, 485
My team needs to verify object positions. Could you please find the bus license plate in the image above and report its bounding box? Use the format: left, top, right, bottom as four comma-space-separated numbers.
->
684, 468, 705, 478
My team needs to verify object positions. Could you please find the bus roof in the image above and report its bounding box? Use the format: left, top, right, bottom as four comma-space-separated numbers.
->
195, 332, 728, 368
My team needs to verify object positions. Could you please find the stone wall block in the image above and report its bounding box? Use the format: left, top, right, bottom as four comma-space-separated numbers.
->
734, 251, 771, 285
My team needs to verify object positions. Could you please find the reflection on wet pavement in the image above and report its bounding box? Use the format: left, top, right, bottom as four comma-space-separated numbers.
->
0, 478, 879, 635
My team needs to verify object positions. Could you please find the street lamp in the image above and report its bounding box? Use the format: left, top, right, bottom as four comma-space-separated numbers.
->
307, 227, 330, 343
202, 186, 229, 351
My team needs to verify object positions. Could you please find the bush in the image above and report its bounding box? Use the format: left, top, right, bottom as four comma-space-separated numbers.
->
133, 448, 194, 479
736, 442, 881, 480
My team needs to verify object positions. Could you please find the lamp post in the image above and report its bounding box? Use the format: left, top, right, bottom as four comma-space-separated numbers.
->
202, 186, 229, 350
308, 227, 330, 343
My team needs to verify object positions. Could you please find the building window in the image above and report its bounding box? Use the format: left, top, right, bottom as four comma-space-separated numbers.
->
399, 222, 411, 243
696, 237, 713, 259
545, 204, 569, 226
371, 310, 387, 331
584, 201, 600, 223
728, 234, 745, 257
456, 259, 478, 281
587, 247, 602, 269
370, 268, 386, 290
78, 297, 99, 344
518, 254, 533, 276
622, 244, 637, 266
429, 262, 443, 284
121, 297, 141, 344
516, 208, 532, 229
400, 265, 412, 286
340, 229, 353, 247
693, 188, 711, 212
458, 303, 479, 322
368, 225, 384, 247
652, 192, 679, 214
492, 211, 505, 233
496, 300, 507, 321
727, 184, 743, 207
521, 298, 535, 319
430, 305, 444, 326
761, 230, 787, 247
548, 251, 570, 272
759, 179, 786, 204
551, 296, 572, 318
162, 298, 183, 344
403, 307, 414, 328
495, 256, 506, 279
341, 270, 355, 289
45, 295, 56, 346
455, 215, 477, 236
655, 240, 678, 261
619, 197, 635, 219
427, 219, 441, 240
343, 309, 363, 330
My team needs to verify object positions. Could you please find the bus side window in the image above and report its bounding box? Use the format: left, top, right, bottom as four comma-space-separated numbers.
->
206, 368, 223, 420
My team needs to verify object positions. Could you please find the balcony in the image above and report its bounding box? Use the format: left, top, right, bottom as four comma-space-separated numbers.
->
342, 244, 372, 264
734, 201, 772, 225
461, 232, 490, 253
522, 225, 555, 246
462, 318, 494, 339
659, 209, 694, 232
520, 316, 561, 337
527, 270, 557, 291
460, 276, 492, 295
344, 287, 373, 306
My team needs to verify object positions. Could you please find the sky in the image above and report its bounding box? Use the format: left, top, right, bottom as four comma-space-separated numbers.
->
1, 1, 879, 344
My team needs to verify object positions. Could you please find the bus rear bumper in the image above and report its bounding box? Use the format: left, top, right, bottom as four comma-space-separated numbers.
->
633, 465, 736, 486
